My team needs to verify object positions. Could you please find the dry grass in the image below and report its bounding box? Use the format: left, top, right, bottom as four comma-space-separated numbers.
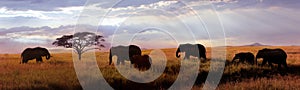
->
0, 46, 299, 89
216, 75, 300, 90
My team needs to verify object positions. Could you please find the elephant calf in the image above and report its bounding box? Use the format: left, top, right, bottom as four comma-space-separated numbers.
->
131, 55, 152, 71
232, 52, 255, 65
21, 47, 51, 63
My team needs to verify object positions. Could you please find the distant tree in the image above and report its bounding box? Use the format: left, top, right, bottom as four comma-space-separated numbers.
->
52, 32, 105, 60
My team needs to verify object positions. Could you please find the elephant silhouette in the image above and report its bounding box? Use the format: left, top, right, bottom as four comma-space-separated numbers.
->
131, 55, 152, 71
21, 47, 51, 63
176, 43, 206, 60
256, 48, 288, 70
232, 52, 255, 65
109, 45, 142, 65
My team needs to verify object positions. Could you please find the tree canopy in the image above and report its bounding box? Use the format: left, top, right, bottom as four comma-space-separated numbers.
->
52, 32, 105, 60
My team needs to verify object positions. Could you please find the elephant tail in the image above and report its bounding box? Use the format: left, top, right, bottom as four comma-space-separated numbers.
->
176, 48, 180, 58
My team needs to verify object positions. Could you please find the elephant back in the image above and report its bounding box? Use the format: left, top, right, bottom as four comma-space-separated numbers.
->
258, 48, 287, 58
21, 48, 34, 57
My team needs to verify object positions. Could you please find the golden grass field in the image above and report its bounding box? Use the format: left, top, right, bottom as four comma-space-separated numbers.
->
0, 46, 300, 89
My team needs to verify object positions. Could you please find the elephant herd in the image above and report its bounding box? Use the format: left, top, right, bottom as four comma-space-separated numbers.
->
232, 48, 288, 71
109, 43, 207, 70
20, 44, 288, 72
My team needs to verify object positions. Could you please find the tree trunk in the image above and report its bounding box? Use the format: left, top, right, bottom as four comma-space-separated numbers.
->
78, 52, 82, 60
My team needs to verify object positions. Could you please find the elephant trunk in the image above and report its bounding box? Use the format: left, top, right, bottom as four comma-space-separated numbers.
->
176, 48, 180, 58
232, 56, 237, 63
109, 49, 112, 65
201, 49, 207, 60
46, 53, 51, 60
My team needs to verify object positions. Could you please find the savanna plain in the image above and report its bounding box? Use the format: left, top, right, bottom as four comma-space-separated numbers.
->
0, 46, 300, 90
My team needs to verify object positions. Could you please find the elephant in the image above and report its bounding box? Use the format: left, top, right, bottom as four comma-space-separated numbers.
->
232, 52, 255, 65
131, 55, 152, 71
21, 47, 51, 63
109, 45, 142, 65
176, 43, 206, 60
256, 48, 288, 70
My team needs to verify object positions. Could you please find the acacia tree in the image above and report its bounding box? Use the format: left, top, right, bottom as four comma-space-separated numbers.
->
52, 32, 105, 60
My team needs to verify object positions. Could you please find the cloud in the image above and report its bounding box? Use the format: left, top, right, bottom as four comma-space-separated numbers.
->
92, 0, 161, 9
0, 7, 51, 19
0, 24, 119, 53
105, 1, 190, 18
0, 6, 83, 28
0, 0, 86, 11
211, 0, 300, 11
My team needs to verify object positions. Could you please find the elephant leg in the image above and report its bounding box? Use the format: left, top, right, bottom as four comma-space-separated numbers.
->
22, 59, 27, 63
36, 57, 42, 63
245, 59, 249, 64
116, 59, 120, 65
129, 57, 133, 64
186, 53, 191, 60
267, 60, 273, 68
240, 59, 245, 64
121, 60, 125, 65
277, 64, 282, 70
183, 55, 188, 60
251, 59, 254, 65
284, 62, 288, 70
261, 59, 267, 66
186, 56, 190, 60
197, 56, 200, 60
247, 59, 253, 65
248, 58, 254, 65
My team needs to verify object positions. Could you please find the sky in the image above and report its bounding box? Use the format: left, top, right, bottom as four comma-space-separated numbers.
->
0, 0, 300, 53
